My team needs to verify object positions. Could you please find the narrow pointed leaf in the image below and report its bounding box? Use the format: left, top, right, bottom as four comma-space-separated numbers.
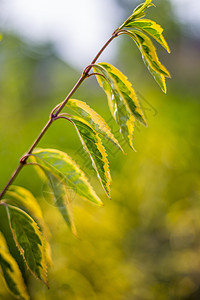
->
93, 63, 147, 149
94, 63, 147, 126
39, 168, 76, 235
66, 99, 124, 152
5, 186, 52, 265
95, 71, 136, 149
0, 232, 30, 300
124, 30, 170, 77
122, 30, 168, 91
6, 205, 48, 286
69, 116, 111, 198
132, 0, 154, 19
143, 55, 167, 93
29, 148, 103, 207
123, 19, 170, 53
6, 186, 49, 237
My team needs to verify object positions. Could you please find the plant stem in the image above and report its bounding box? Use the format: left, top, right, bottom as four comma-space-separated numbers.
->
0, 31, 118, 200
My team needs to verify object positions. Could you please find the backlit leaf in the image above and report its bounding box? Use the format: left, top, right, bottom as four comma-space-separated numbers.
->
121, 30, 168, 92
123, 30, 170, 77
6, 205, 48, 286
29, 148, 103, 207
5, 185, 52, 265
93, 63, 147, 149
132, 0, 154, 19
123, 19, 170, 53
0, 232, 29, 300
94, 63, 146, 125
68, 116, 111, 198
143, 55, 167, 93
39, 168, 76, 235
6, 186, 48, 236
66, 99, 123, 152
120, 0, 154, 28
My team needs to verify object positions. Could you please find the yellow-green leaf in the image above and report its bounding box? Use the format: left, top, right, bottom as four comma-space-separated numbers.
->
6, 205, 48, 287
0, 232, 30, 300
143, 55, 167, 93
5, 186, 52, 265
69, 116, 111, 198
124, 19, 170, 53
94, 63, 146, 126
6, 186, 48, 236
35, 164, 76, 236
29, 148, 103, 207
124, 30, 170, 77
120, 0, 154, 28
132, 0, 154, 19
66, 99, 123, 152
93, 63, 147, 149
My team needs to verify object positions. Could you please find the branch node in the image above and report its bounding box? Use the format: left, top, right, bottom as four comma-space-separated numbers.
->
19, 154, 29, 165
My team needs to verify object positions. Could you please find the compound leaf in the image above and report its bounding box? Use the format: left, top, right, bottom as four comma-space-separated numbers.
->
123, 19, 170, 53
0, 232, 29, 300
68, 116, 111, 198
66, 99, 123, 152
6, 205, 48, 287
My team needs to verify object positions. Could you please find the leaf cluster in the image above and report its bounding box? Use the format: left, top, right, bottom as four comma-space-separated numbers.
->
0, 1, 170, 299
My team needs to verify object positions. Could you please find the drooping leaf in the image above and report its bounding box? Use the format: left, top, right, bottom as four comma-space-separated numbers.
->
0, 232, 30, 300
29, 148, 103, 207
93, 63, 147, 149
121, 29, 169, 92
123, 19, 170, 53
5, 185, 52, 265
94, 63, 146, 125
5, 186, 48, 236
123, 30, 170, 78
35, 164, 76, 236
68, 116, 112, 198
66, 99, 123, 152
6, 205, 48, 287
143, 55, 167, 93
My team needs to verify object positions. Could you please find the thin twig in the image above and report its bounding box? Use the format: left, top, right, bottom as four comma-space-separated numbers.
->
0, 31, 118, 200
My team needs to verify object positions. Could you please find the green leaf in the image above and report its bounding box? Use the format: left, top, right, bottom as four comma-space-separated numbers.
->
5, 185, 52, 265
132, 0, 154, 20
94, 63, 146, 126
143, 55, 167, 93
68, 116, 112, 198
93, 62, 147, 149
6, 186, 48, 236
6, 205, 48, 287
123, 19, 170, 53
121, 0, 154, 28
66, 99, 124, 152
37, 165, 77, 236
29, 148, 103, 207
0, 232, 30, 300
124, 30, 170, 78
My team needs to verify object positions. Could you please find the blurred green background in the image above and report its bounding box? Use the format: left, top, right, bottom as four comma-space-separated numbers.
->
0, 0, 200, 299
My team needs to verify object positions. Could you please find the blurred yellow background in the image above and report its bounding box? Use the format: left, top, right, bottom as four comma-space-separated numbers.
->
0, 0, 200, 299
